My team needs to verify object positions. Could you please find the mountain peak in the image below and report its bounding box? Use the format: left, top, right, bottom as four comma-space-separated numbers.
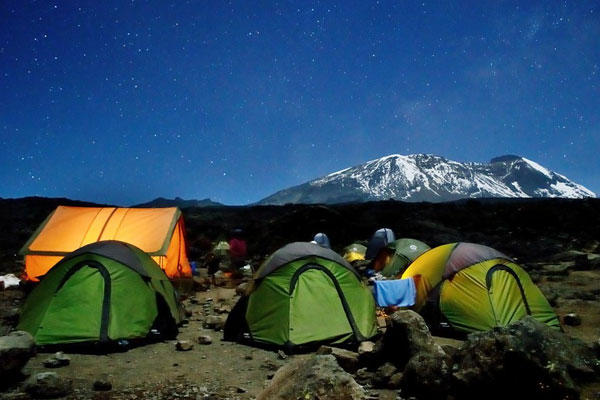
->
258, 154, 595, 205
490, 155, 522, 163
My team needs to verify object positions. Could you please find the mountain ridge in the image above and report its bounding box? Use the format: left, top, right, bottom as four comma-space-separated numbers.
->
258, 154, 596, 205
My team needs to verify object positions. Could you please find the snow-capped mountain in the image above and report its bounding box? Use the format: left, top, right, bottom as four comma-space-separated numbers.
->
258, 154, 596, 205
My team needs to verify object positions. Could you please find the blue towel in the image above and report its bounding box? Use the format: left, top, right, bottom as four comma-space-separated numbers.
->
373, 278, 416, 307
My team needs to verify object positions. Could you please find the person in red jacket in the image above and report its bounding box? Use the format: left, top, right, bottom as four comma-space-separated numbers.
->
229, 228, 247, 272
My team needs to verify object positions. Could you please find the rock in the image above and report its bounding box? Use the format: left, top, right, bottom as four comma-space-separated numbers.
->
542, 264, 571, 276
257, 355, 365, 400
175, 340, 194, 351
235, 282, 250, 296
372, 362, 397, 388
563, 313, 582, 326
204, 315, 226, 330
22, 372, 72, 399
92, 379, 112, 391
358, 341, 375, 355
214, 305, 231, 314
0, 391, 31, 400
277, 350, 288, 360
451, 316, 599, 399
401, 353, 449, 400
316, 346, 360, 373
235, 387, 247, 393
380, 310, 446, 368
354, 367, 375, 385
0, 331, 35, 386
196, 335, 213, 345
589, 257, 600, 270
388, 372, 403, 389
261, 359, 280, 371
42, 352, 70, 368
546, 250, 589, 263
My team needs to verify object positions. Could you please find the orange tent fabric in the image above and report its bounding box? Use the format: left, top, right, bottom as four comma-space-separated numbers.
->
20, 206, 192, 281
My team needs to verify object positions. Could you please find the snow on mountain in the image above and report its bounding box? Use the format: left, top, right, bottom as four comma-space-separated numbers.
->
258, 154, 596, 205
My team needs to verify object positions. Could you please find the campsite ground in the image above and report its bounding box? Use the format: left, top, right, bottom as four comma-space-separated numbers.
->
10, 270, 600, 399
1, 197, 599, 399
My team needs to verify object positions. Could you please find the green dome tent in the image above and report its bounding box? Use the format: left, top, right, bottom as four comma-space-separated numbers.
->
224, 242, 378, 351
17, 240, 183, 347
379, 238, 430, 278
401, 242, 560, 334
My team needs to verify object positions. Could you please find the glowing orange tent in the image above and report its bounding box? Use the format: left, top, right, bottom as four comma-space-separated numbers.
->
19, 206, 192, 281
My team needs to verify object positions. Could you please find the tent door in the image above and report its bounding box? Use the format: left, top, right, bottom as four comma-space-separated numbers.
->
55, 261, 112, 342
288, 264, 363, 344
485, 264, 531, 327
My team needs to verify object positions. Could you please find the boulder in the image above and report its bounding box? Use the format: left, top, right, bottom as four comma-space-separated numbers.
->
379, 310, 445, 368
401, 353, 449, 399
0, 331, 35, 386
451, 316, 599, 399
257, 354, 366, 400
316, 346, 359, 373
22, 372, 72, 399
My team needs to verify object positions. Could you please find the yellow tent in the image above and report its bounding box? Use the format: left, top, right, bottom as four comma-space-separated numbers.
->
20, 206, 191, 281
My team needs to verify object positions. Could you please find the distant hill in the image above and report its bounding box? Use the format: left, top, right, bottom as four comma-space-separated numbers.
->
258, 154, 596, 205
134, 197, 223, 208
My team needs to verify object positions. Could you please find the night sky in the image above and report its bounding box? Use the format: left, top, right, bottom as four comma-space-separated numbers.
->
1, 1, 599, 205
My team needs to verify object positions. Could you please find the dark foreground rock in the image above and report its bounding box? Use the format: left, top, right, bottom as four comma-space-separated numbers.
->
451, 316, 599, 400
0, 331, 35, 389
257, 354, 365, 400
379, 310, 446, 367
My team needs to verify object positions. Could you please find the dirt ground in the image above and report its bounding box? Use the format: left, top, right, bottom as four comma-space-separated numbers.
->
6, 268, 597, 400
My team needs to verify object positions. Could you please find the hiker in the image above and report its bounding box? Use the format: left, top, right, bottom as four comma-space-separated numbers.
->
229, 228, 247, 271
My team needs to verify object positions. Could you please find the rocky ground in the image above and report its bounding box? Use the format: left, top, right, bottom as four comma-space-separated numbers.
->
0, 197, 599, 399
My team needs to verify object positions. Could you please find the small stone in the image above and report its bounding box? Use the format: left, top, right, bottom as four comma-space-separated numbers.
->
277, 350, 288, 360
175, 340, 194, 351
563, 313, 582, 326
197, 335, 213, 345
204, 315, 226, 331
236, 282, 250, 296
236, 387, 247, 393
358, 341, 375, 355
92, 379, 112, 391
355, 367, 375, 385
42, 352, 70, 368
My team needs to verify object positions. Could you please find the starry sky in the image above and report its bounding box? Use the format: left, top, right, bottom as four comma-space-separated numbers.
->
1, 1, 599, 205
